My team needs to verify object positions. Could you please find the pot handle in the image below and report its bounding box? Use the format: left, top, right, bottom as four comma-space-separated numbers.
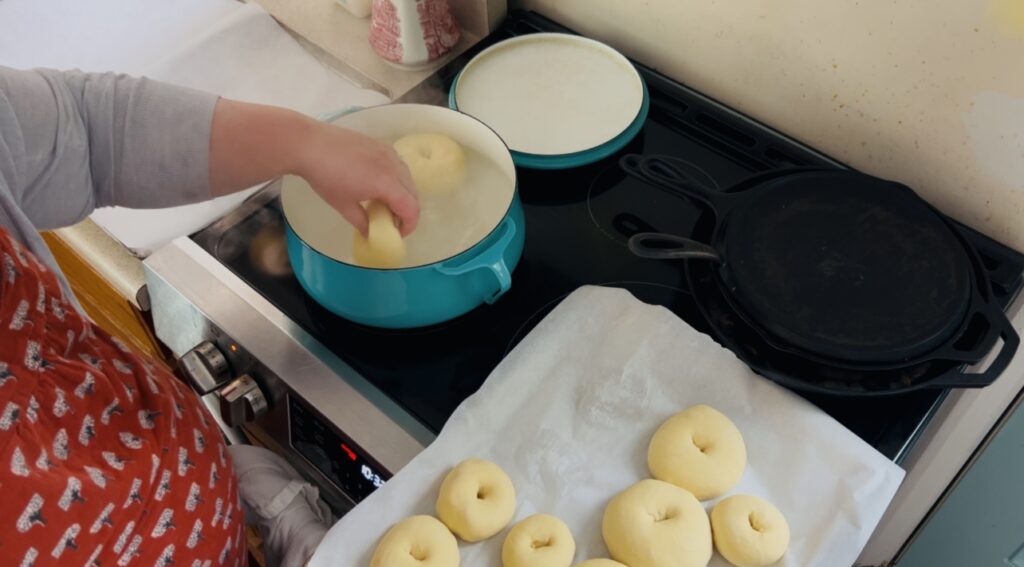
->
435, 216, 518, 304
928, 304, 1020, 388
628, 233, 721, 262
316, 106, 365, 123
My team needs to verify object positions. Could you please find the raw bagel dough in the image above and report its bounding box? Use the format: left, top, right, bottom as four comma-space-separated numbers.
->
436, 459, 517, 542
711, 495, 790, 567
502, 514, 576, 567
573, 560, 628, 567
602, 479, 712, 567
394, 133, 467, 196
370, 515, 460, 567
648, 404, 747, 500
353, 200, 407, 268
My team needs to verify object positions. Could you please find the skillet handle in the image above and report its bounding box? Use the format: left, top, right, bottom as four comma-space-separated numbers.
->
628, 233, 721, 262
928, 305, 1020, 388
620, 154, 730, 210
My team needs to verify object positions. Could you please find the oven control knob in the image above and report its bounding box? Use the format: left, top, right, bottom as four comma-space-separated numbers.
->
179, 341, 232, 395
217, 375, 268, 428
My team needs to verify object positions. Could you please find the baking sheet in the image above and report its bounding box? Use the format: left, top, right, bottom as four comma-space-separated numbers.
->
309, 286, 905, 567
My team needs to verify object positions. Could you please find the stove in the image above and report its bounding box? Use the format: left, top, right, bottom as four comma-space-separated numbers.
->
144, 12, 1024, 515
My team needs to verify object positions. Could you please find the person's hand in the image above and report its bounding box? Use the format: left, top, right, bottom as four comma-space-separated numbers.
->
295, 123, 419, 236
208, 100, 419, 235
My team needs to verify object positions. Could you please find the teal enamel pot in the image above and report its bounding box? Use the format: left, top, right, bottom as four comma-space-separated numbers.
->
282, 104, 524, 329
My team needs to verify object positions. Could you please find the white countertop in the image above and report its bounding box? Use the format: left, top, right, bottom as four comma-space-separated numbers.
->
0, 0, 389, 255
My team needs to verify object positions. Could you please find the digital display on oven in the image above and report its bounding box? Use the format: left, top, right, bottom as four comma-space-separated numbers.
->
288, 395, 390, 503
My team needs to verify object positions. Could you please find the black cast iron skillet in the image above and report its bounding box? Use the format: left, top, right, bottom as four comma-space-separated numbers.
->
620, 154, 1018, 387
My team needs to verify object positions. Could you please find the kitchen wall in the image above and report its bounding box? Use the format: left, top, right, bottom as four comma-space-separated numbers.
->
517, 0, 1024, 251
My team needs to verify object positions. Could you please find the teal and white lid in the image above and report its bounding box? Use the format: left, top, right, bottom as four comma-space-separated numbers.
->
450, 33, 649, 169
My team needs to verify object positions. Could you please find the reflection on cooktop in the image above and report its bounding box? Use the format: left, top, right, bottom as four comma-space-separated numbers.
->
586, 159, 719, 247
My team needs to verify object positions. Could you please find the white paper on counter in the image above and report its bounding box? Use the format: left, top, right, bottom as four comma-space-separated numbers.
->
0, 0, 389, 256
310, 286, 905, 567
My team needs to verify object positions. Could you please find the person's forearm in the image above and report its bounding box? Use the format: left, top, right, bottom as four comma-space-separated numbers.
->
208, 99, 319, 197
0, 67, 219, 226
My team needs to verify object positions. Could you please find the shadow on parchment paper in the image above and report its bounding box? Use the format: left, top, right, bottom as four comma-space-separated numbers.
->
514, 426, 594, 501
576, 362, 655, 431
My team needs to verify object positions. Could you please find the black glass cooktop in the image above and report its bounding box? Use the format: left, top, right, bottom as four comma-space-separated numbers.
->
194, 12, 1024, 463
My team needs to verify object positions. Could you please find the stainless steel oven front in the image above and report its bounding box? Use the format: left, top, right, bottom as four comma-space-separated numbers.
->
143, 185, 433, 514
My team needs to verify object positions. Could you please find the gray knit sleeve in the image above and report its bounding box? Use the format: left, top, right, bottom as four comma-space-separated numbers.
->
0, 65, 218, 231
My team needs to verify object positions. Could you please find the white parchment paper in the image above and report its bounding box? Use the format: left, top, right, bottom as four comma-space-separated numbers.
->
310, 286, 905, 567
